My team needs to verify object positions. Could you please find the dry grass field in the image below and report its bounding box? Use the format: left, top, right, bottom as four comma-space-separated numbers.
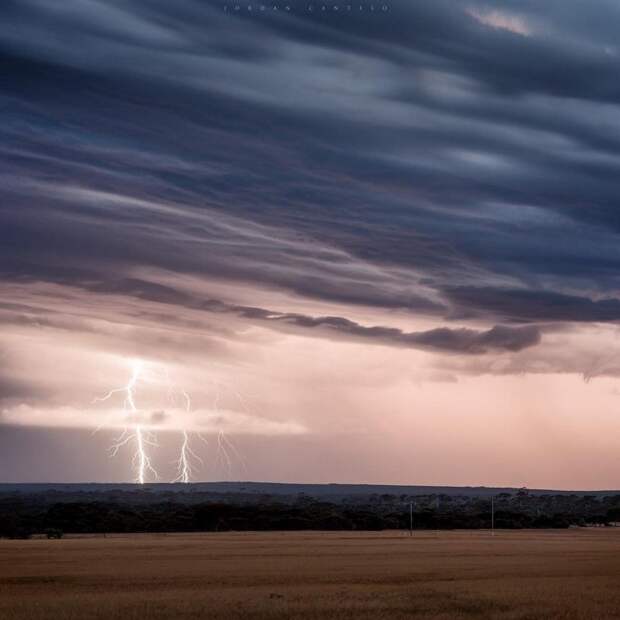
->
2, 529, 620, 619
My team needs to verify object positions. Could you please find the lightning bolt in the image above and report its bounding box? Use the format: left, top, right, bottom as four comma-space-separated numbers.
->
210, 382, 246, 479
172, 390, 204, 483
94, 359, 159, 484
93, 358, 247, 483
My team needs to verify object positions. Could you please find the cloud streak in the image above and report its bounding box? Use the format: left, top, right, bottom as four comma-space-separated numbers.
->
212, 301, 541, 354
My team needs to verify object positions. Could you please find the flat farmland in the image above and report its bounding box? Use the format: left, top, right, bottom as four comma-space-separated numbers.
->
2, 530, 620, 619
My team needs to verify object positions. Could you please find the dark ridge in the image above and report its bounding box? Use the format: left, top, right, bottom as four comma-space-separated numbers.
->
0, 482, 616, 498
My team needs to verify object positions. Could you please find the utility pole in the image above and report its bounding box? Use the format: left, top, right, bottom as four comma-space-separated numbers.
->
491, 495, 495, 537
409, 501, 413, 537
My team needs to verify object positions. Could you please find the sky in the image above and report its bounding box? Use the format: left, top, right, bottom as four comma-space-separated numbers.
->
3, 0, 620, 488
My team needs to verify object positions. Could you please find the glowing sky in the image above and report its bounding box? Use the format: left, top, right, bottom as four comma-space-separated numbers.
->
3, 0, 620, 487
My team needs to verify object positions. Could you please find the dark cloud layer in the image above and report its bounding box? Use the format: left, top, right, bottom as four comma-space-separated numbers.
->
0, 376, 44, 403
3, 275, 538, 355
0, 349, 48, 405
444, 288, 620, 323
3, 0, 620, 342
207, 298, 542, 354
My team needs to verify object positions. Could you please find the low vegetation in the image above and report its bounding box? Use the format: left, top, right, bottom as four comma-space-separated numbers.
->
1, 488, 618, 538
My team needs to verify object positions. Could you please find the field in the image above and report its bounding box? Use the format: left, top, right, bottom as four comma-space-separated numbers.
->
2, 530, 620, 619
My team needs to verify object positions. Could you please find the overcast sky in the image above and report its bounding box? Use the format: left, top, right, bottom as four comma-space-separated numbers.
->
3, 0, 620, 488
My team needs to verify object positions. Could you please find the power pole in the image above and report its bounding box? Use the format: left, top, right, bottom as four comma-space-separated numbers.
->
409, 501, 413, 537
491, 495, 495, 536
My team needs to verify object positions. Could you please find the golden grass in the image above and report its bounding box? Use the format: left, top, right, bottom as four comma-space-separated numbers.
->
2, 529, 620, 619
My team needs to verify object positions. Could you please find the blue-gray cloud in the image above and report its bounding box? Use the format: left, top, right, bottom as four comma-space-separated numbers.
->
2, 0, 620, 336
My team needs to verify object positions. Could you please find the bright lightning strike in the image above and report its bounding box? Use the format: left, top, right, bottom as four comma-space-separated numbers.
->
94, 359, 159, 484
93, 358, 247, 483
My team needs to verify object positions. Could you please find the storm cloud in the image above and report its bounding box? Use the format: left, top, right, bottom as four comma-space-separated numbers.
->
215, 302, 541, 354
6, 1, 620, 485
3, 0, 620, 333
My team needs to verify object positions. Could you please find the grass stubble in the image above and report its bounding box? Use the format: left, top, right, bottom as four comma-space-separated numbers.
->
1, 529, 620, 619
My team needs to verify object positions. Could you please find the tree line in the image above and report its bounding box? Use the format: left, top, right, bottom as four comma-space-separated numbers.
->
2, 495, 612, 538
